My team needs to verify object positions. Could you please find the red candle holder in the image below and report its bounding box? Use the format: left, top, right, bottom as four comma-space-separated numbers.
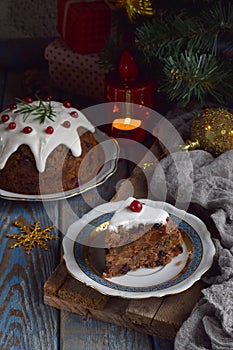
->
105, 50, 156, 110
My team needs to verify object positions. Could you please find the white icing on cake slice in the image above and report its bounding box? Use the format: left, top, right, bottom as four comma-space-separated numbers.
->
108, 197, 168, 232
0, 100, 95, 172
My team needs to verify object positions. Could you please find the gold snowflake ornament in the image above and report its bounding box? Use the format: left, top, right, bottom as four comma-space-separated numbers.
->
7, 220, 59, 254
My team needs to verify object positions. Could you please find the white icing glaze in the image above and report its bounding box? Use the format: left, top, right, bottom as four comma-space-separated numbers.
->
0, 100, 95, 172
108, 197, 169, 231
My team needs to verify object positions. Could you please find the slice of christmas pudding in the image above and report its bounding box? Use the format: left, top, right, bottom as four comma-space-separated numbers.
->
103, 197, 183, 278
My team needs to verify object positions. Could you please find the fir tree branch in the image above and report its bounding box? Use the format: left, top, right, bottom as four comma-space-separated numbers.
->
201, 1, 233, 31
135, 2, 233, 60
135, 13, 205, 60
161, 50, 233, 105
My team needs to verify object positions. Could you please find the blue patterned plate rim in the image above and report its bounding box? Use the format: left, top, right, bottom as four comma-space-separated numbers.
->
63, 200, 216, 298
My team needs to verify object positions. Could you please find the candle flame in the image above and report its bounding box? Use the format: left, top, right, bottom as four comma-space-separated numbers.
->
123, 117, 131, 125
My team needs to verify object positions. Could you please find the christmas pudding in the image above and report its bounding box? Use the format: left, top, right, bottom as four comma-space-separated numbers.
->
0, 97, 104, 195
103, 198, 183, 278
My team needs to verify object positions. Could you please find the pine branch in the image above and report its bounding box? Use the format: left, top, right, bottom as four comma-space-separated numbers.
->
135, 2, 233, 105
135, 2, 233, 60
161, 50, 233, 105
15, 96, 56, 124
201, 1, 233, 31
135, 13, 206, 60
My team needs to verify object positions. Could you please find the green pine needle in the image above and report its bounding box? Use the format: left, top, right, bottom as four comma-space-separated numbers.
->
162, 51, 233, 105
135, 12, 208, 61
15, 96, 56, 124
135, 2, 233, 60
134, 1, 233, 105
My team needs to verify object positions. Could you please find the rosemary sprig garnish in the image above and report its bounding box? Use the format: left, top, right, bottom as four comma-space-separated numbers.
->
15, 96, 56, 124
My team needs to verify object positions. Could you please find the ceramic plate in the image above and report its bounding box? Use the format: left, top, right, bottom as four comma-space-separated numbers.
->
63, 200, 216, 298
0, 130, 119, 201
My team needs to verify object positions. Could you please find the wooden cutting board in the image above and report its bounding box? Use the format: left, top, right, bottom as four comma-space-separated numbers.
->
44, 140, 206, 339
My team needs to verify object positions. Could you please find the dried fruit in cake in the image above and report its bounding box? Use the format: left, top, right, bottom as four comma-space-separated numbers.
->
103, 197, 184, 278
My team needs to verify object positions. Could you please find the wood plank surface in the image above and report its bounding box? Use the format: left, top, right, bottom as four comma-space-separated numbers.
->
0, 199, 60, 350
0, 38, 52, 69
1, 69, 26, 107
0, 69, 6, 109
61, 311, 155, 350
0, 69, 61, 350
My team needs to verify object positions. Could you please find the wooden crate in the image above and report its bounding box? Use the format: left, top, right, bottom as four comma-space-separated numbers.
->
44, 141, 205, 339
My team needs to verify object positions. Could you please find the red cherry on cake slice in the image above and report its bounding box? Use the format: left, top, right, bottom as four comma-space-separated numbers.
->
129, 200, 143, 212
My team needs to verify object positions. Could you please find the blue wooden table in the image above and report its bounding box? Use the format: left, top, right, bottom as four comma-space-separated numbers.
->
0, 42, 175, 350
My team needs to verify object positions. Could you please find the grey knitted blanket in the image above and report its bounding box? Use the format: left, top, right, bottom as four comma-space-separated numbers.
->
150, 108, 233, 350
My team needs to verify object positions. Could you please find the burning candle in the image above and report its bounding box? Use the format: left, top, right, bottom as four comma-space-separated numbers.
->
113, 117, 141, 130
112, 116, 145, 141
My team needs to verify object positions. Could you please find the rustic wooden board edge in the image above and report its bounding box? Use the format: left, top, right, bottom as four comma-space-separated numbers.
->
43, 259, 204, 339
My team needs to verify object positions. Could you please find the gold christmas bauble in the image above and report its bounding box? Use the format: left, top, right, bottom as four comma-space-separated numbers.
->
191, 107, 233, 155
